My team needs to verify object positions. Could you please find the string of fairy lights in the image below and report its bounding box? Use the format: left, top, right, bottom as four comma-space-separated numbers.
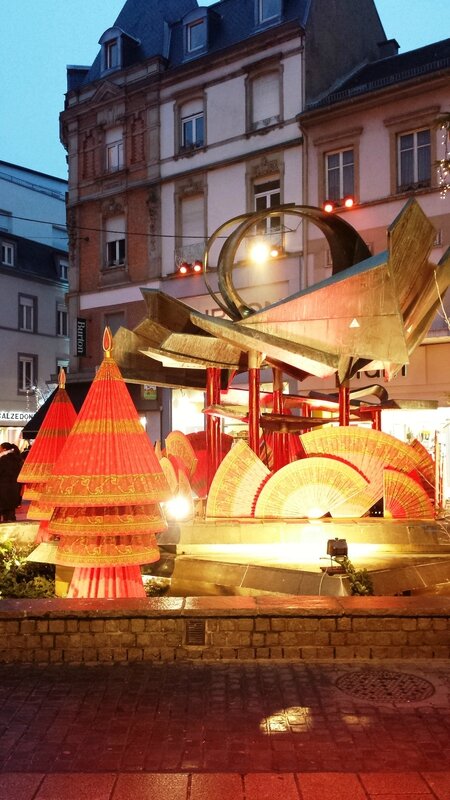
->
437, 113, 450, 199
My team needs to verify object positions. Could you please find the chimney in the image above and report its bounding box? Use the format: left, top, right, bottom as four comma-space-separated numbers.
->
378, 39, 400, 58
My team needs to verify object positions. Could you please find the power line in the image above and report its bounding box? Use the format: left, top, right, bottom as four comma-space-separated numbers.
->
6, 212, 214, 240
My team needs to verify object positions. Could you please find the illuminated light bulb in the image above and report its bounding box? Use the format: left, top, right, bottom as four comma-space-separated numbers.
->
165, 495, 191, 521
179, 262, 189, 275
307, 507, 326, 519
323, 201, 334, 213
270, 245, 281, 258
343, 196, 355, 209
193, 260, 203, 273
249, 241, 270, 264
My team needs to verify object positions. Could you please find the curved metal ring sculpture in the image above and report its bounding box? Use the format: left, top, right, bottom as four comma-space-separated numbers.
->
203, 204, 371, 320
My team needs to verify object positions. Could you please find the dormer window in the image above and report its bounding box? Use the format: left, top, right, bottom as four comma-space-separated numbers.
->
105, 39, 119, 70
187, 19, 206, 52
183, 8, 213, 58
257, 0, 282, 25
99, 27, 140, 75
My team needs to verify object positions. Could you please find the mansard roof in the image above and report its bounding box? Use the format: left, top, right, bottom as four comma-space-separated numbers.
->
306, 37, 450, 110
80, 0, 310, 85
0, 232, 67, 284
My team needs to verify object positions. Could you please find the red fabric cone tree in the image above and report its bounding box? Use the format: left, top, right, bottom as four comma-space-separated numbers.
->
18, 369, 77, 542
45, 328, 171, 598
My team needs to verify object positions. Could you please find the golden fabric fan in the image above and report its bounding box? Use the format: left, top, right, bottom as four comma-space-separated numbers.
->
160, 456, 178, 495
206, 440, 270, 518
383, 468, 435, 519
300, 426, 425, 517
254, 456, 368, 519
165, 430, 198, 479
410, 439, 435, 495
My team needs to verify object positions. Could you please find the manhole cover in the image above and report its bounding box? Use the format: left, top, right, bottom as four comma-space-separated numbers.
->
335, 669, 435, 703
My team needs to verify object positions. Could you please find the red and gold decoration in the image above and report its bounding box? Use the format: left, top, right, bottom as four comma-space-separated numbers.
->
300, 427, 424, 517
186, 430, 233, 499
18, 369, 77, 541
206, 440, 270, 518
45, 328, 170, 598
383, 468, 435, 519
254, 456, 368, 519
409, 438, 436, 499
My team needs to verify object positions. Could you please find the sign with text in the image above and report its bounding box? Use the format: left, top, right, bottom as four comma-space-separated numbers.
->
0, 410, 34, 423
76, 317, 87, 356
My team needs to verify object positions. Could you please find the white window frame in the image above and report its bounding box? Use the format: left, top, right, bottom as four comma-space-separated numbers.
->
18, 355, 36, 394
57, 305, 68, 337
254, 180, 281, 236
258, 0, 280, 24
105, 39, 119, 70
59, 259, 69, 281
106, 238, 126, 267
181, 112, 204, 149
187, 19, 206, 52
1, 240, 15, 266
105, 216, 126, 268
19, 295, 35, 333
325, 148, 354, 201
105, 127, 124, 173
397, 128, 431, 191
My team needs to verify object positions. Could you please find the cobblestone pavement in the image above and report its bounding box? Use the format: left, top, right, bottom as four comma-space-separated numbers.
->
0, 660, 449, 785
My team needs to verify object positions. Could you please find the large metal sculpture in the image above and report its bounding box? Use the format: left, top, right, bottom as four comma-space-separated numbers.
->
114, 199, 450, 509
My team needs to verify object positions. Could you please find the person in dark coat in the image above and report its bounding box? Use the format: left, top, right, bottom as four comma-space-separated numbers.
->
0, 443, 23, 522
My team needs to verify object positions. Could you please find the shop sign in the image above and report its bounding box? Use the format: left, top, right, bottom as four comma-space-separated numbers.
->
143, 384, 157, 400
76, 317, 87, 356
0, 410, 34, 422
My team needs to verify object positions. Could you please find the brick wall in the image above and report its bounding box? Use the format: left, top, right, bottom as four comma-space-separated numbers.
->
0, 596, 449, 664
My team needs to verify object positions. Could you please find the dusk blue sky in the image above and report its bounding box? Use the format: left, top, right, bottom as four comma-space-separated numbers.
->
1, 1, 449, 180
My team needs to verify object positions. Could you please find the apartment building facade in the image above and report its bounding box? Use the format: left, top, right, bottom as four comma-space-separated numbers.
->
0, 162, 69, 443
60, 0, 389, 438
298, 37, 450, 466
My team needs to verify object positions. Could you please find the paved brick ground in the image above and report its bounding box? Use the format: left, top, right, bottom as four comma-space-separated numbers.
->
0, 660, 449, 798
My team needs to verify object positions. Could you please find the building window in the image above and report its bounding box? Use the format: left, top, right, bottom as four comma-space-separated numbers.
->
58, 258, 69, 281
325, 149, 354, 201
176, 193, 205, 269
254, 180, 281, 235
57, 304, 68, 337
181, 112, 204, 149
107, 238, 126, 267
105, 127, 124, 172
105, 215, 126, 268
187, 19, 206, 52
249, 71, 281, 131
105, 39, 119, 70
1, 240, 15, 266
257, 0, 281, 24
397, 129, 431, 191
19, 295, 36, 333
18, 354, 37, 394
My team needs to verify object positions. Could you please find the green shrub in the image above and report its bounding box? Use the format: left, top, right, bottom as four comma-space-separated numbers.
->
335, 555, 374, 596
0, 540, 55, 598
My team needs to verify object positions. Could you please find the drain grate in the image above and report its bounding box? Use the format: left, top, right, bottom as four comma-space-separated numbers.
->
335, 669, 435, 704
